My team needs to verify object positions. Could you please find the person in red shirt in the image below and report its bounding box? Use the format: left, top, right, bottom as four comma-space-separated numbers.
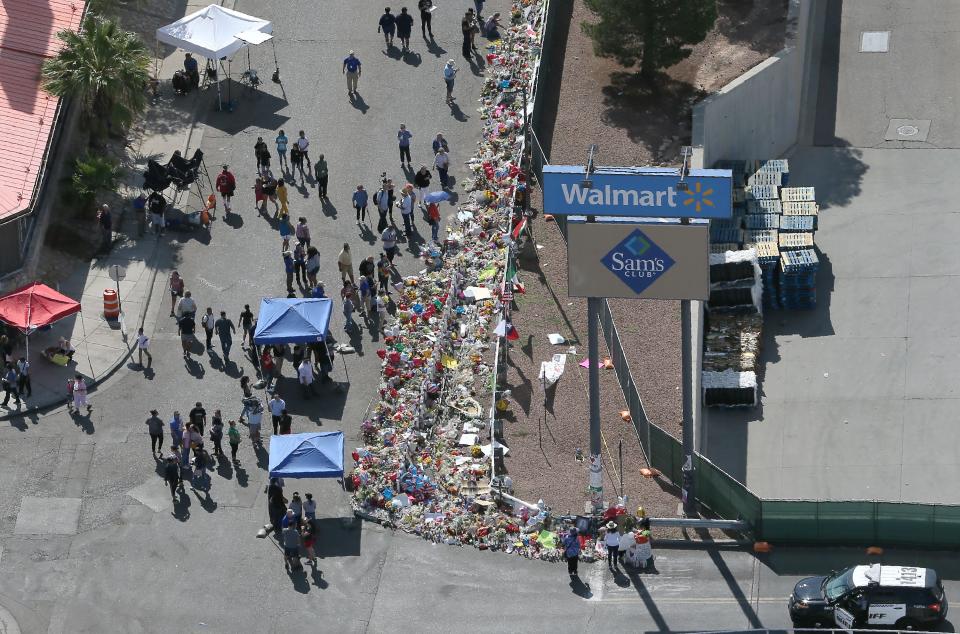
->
215, 164, 236, 216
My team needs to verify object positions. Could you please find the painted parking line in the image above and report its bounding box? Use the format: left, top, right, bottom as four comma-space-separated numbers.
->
587, 596, 784, 605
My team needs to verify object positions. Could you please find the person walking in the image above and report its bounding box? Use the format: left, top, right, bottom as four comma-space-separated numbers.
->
295, 217, 311, 247
254, 136, 268, 173
278, 409, 293, 435
145, 409, 164, 456
290, 143, 305, 181
352, 185, 368, 224
262, 172, 279, 215
216, 165, 236, 216
604, 521, 621, 571
282, 523, 301, 571
275, 129, 289, 170
175, 289, 196, 320
315, 155, 329, 199
303, 492, 317, 521
2, 363, 20, 407
189, 401, 207, 436
201, 307, 216, 351
16, 356, 31, 398
169, 411, 184, 450
434, 147, 451, 189
253, 176, 266, 213
378, 7, 396, 46
443, 59, 458, 104
337, 243, 354, 283
71, 374, 91, 414
240, 304, 255, 349
296, 131, 311, 172
178, 312, 196, 358
306, 247, 321, 287
397, 124, 413, 167
164, 455, 181, 500
359, 255, 376, 292
215, 311, 236, 359
377, 253, 392, 293
298, 358, 315, 397
358, 275, 372, 316
268, 393, 286, 435
432, 133, 449, 154
427, 200, 441, 242
418, 0, 433, 38
413, 166, 432, 207
396, 7, 414, 50
382, 225, 400, 262
227, 419, 241, 462
342, 289, 357, 331
293, 241, 307, 288
168, 271, 184, 316
210, 411, 224, 457
276, 178, 290, 218
461, 10, 474, 59
301, 520, 317, 567
147, 190, 166, 233
562, 527, 581, 577
474, 0, 485, 20
97, 204, 113, 253
343, 50, 362, 95
399, 184, 416, 236
135, 327, 152, 368
374, 182, 391, 232
282, 250, 295, 294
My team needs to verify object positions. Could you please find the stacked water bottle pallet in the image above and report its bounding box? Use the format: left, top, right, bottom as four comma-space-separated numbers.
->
779, 248, 819, 309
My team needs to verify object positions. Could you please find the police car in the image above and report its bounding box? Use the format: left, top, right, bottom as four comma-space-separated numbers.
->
789, 564, 947, 629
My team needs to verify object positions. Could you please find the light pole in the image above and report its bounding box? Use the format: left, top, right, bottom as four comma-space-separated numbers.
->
582, 145, 604, 513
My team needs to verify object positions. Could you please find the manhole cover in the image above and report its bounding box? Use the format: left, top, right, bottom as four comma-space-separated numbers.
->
885, 119, 931, 142
897, 125, 919, 136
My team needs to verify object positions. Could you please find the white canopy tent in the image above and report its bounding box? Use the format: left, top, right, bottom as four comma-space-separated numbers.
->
156, 5, 274, 108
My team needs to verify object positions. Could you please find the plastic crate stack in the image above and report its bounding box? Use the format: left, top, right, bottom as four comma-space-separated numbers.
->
779, 249, 819, 309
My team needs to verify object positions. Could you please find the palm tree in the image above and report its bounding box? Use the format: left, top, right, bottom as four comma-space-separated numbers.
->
41, 15, 151, 136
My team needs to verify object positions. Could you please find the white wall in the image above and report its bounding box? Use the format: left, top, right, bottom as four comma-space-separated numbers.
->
692, 0, 818, 169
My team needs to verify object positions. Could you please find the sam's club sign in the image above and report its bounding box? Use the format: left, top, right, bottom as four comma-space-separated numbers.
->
543, 165, 733, 219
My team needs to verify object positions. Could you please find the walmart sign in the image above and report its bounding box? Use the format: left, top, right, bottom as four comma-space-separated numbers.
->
542, 165, 733, 219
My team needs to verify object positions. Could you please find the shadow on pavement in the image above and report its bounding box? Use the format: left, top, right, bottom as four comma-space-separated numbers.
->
314, 517, 362, 558
204, 79, 290, 136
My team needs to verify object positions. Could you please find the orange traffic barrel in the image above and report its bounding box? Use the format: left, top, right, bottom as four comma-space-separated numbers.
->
103, 289, 120, 319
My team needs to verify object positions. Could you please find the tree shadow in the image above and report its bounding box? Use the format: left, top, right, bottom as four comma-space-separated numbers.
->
714, 0, 790, 57
600, 71, 705, 154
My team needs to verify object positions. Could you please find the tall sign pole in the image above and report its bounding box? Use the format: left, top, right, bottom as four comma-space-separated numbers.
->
583, 145, 604, 513
679, 147, 697, 516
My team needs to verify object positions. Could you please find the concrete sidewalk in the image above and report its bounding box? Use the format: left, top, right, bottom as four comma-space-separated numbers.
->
0, 1, 215, 420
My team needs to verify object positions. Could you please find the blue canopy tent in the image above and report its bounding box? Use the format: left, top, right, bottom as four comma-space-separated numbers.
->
268, 431, 344, 478
253, 298, 332, 344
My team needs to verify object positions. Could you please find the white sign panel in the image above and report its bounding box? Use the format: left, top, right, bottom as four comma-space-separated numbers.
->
834, 607, 855, 630
867, 603, 906, 625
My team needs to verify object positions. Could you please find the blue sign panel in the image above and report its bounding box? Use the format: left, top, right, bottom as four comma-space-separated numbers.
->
600, 228, 675, 294
542, 165, 733, 219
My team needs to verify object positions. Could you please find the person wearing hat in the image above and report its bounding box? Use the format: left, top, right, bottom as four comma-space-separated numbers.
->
561, 527, 581, 577
604, 521, 621, 571
443, 59, 458, 104
343, 50, 362, 96
145, 409, 164, 457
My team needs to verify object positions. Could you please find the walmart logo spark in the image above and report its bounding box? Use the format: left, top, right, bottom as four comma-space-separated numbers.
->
682, 180, 715, 213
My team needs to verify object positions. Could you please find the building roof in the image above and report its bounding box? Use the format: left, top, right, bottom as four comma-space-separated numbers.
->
0, 0, 86, 221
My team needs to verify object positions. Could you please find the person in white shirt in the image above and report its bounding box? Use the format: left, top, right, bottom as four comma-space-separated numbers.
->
268, 394, 286, 435
296, 131, 310, 169
298, 358, 315, 398
399, 185, 415, 236
136, 327, 151, 368
604, 521, 621, 571
175, 290, 196, 318
434, 148, 450, 189
201, 307, 216, 350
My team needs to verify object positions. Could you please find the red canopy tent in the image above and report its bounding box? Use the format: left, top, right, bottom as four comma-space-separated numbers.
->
0, 283, 81, 357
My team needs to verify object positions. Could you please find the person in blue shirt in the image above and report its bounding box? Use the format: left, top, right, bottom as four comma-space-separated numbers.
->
352, 184, 369, 224
169, 411, 183, 449
343, 51, 362, 95
183, 53, 199, 89
397, 124, 413, 167
282, 250, 295, 294
378, 8, 396, 47
275, 130, 288, 170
